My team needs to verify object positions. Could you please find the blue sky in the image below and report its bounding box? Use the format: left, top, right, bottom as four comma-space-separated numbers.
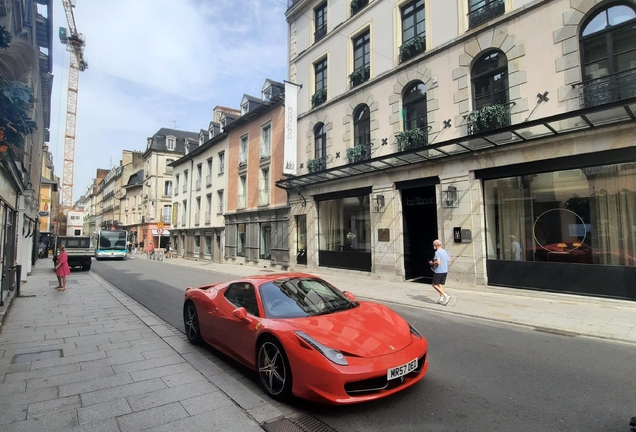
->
47, 0, 289, 200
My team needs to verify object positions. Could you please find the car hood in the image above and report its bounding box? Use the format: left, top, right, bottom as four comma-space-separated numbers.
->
289, 302, 413, 358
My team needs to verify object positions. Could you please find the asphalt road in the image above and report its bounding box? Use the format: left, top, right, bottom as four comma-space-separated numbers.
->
92, 257, 636, 432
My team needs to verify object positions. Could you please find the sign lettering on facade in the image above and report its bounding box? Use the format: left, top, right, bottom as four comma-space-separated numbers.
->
283, 81, 298, 175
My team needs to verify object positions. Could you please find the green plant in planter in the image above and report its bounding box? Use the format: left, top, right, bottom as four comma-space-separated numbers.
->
351, 0, 369, 14
467, 104, 507, 133
311, 89, 327, 107
307, 157, 325, 173
346, 144, 366, 163
349, 66, 370, 87
396, 129, 427, 151
399, 36, 426, 63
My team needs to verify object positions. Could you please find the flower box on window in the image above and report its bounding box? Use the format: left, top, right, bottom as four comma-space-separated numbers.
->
351, 0, 369, 15
311, 89, 327, 107
349, 66, 370, 88
467, 104, 508, 134
346, 144, 369, 163
399, 36, 426, 63
307, 157, 326, 173
396, 129, 427, 151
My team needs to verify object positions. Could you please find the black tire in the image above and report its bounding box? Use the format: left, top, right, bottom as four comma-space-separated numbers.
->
257, 337, 292, 400
183, 301, 202, 344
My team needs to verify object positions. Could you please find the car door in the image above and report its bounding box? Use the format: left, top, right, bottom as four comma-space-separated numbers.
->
215, 282, 261, 368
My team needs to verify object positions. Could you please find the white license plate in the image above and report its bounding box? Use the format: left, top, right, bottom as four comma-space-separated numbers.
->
387, 358, 418, 381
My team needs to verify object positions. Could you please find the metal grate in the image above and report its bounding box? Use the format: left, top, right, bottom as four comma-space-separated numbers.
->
263, 415, 339, 432
534, 327, 579, 338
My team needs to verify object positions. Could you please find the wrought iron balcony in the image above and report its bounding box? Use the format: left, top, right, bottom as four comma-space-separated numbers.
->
314, 25, 327, 42
205, 212, 211, 224
195, 179, 201, 191
577, 69, 636, 108
194, 213, 200, 226
468, 0, 505, 29
182, 184, 187, 193
260, 141, 271, 158
205, 175, 212, 187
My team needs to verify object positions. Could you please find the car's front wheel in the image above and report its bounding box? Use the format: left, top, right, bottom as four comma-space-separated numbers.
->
257, 337, 292, 400
183, 302, 202, 344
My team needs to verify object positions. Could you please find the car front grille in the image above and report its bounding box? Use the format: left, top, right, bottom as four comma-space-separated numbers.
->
344, 354, 426, 396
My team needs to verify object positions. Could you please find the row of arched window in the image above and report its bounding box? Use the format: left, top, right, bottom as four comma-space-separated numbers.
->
311, 3, 636, 167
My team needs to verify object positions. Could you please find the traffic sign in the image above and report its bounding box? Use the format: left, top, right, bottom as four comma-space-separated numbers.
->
157, 221, 164, 229
156, 228, 164, 234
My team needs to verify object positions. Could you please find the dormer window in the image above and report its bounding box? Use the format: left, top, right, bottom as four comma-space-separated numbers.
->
166, 136, 176, 151
241, 103, 249, 115
146, 138, 152, 150
262, 87, 272, 101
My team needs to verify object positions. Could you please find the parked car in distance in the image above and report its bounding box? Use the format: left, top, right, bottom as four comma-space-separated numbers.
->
183, 273, 429, 405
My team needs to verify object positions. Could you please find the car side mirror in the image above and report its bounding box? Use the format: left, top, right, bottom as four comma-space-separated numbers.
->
344, 291, 355, 301
232, 307, 250, 321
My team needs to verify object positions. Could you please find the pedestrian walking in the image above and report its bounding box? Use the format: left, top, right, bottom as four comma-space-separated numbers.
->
429, 239, 452, 305
54, 245, 71, 291
146, 242, 155, 259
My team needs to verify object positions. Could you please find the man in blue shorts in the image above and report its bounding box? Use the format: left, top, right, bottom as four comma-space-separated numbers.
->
429, 239, 452, 305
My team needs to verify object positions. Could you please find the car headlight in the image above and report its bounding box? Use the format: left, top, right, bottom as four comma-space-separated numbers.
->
294, 331, 348, 366
409, 323, 423, 339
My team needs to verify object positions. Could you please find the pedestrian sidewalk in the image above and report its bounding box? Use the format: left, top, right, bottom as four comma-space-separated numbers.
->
0, 260, 283, 431
156, 256, 636, 344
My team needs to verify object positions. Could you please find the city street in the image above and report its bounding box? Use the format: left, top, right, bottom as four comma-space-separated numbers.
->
92, 258, 636, 432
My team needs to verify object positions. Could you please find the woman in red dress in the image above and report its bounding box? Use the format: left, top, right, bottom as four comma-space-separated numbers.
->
55, 245, 71, 291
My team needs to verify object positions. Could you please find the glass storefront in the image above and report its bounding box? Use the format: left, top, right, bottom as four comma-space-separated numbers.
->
318, 196, 371, 252
317, 194, 372, 271
484, 162, 636, 267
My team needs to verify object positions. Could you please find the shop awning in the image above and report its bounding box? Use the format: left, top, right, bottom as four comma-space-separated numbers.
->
275, 96, 636, 191
152, 229, 170, 236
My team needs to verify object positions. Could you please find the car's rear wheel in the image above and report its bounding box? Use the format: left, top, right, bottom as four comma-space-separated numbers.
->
183, 302, 202, 344
257, 337, 292, 400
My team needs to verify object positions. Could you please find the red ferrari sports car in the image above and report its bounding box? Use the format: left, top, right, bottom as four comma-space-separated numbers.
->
183, 273, 429, 405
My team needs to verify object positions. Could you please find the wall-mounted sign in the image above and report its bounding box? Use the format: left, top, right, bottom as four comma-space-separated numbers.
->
454, 227, 472, 243
378, 229, 390, 242
38, 211, 49, 217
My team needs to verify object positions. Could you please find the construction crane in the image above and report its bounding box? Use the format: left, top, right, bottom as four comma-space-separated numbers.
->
59, 0, 88, 211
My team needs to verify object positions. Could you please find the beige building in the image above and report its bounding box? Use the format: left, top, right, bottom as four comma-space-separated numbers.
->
281, 0, 636, 299
171, 107, 236, 260
141, 128, 199, 249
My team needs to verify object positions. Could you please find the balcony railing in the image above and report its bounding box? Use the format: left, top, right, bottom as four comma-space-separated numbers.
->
181, 217, 186, 227
182, 184, 187, 193
577, 69, 636, 108
205, 175, 212, 187
238, 153, 247, 166
258, 188, 270, 206
162, 215, 171, 223
237, 193, 246, 209
314, 24, 327, 42
195, 179, 201, 191
349, 65, 370, 88
468, 0, 505, 29
194, 213, 200, 226
205, 212, 211, 224
260, 141, 271, 158
466, 102, 513, 135
219, 164, 224, 174
307, 156, 327, 173
174, 188, 179, 196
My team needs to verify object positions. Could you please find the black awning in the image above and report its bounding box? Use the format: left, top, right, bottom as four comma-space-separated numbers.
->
276, 97, 636, 191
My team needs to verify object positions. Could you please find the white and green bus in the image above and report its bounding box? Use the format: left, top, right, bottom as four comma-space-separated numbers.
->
95, 230, 128, 260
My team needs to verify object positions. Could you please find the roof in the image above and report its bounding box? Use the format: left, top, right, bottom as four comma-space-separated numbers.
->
125, 169, 144, 187
146, 128, 199, 154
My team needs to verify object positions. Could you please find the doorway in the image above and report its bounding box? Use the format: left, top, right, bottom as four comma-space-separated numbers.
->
401, 186, 438, 281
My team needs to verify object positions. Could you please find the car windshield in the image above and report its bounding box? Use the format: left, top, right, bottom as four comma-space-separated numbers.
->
259, 278, 355, 319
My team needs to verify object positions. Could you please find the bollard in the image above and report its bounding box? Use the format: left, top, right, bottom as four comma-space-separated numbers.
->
15, 265, 21, 297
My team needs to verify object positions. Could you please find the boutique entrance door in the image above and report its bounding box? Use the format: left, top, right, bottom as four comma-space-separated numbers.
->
402, 186, 438, 281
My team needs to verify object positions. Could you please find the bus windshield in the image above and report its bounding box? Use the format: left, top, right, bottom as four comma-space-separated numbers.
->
98, 231, 127, 251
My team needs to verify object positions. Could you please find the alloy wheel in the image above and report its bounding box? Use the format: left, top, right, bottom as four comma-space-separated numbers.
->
258, 341, 287, 396
184, 303, 201, 344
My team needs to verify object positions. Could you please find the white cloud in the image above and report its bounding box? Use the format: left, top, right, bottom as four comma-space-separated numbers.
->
49, 0, 288, 198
